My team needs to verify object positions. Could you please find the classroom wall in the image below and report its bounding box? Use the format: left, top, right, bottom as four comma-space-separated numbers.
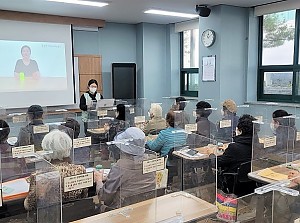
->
73, 22, 179, 102
198, 5, 249, 107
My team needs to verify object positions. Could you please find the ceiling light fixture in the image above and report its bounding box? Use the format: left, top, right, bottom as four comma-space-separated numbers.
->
144, 9, 198, 18
47, 0, 109, 7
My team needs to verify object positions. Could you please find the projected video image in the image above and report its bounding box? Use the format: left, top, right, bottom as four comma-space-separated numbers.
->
0, 40, 68, 92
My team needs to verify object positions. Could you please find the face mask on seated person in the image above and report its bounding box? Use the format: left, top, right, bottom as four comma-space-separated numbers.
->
89, 87, 97, 94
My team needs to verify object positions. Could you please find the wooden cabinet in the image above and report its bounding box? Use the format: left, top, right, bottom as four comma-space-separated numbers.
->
76, 55, 103, 96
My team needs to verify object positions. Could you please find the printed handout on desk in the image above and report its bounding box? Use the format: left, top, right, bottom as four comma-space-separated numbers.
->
73, 137, 91, 148
257, 168, 288, 181
176, 149, 205, 159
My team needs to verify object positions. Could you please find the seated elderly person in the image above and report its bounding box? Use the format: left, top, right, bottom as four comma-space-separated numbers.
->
24, 129, 88, 211
15, 105, 45, 151
208, 114, 256, 195
146, 111, 187, 185
94, 127, 156, 211
0, 119, 27, 181
216, 99, 239, 142
144, 103, 166, 135
172, 97, 190, 129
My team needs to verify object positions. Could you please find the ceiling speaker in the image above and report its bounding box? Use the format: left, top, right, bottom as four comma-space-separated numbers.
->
195, 5, 211, 17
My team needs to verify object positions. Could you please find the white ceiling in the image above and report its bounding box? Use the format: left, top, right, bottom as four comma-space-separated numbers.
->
0, 0, 281, 24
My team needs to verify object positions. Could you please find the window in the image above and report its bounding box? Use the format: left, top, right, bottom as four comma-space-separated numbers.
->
258, 10, 300, 102
180, 29, 199, 97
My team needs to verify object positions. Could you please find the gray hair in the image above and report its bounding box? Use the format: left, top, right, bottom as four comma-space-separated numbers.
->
42, 129, 72, 161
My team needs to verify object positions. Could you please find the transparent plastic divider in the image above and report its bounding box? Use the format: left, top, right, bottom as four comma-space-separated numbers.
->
144, 102, 167, 136
160, 130, 218, 221
251, 121, 298, 185
1, 126, 32, 183
214, 104, 237, 143
111, 141, 157, 221
0, 148, 62, 222
44, 109, 77, 126
263, 102, 297, 124
35, 158, 62, 222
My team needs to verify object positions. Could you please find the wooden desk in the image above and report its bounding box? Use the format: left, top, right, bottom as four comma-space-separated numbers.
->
248, 160, 300, 184
87, 128, 106, 134
173, 144, 228, 161
72, 192, 217, 223
2, 178, 29, 202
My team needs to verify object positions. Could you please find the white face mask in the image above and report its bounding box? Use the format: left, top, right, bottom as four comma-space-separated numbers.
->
148, 111, 151, 117
270, 122, 276, 133
221, 110, 225, 116
235, 127, 242, 136
89, 87, 97, 94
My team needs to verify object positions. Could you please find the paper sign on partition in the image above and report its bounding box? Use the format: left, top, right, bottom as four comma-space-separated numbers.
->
185, 124, 197, 133
143, 157, 165, 174
33, 125, 49, 134
97, 110, 108, 116
220, 120, 231, 128
254, 116, 263, 123
129, 108, 135, 114
73, 137, 91, 148
134, 116, 145, 124
64, 173, 94, 192
12, 115, 27, 123
264, 136, 276, 148
12, 145, 35, 158
297, 132, 300, 141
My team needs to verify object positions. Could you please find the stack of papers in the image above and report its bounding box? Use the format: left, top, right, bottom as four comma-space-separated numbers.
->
257, 168, 288, 181
176, 150, 205, 158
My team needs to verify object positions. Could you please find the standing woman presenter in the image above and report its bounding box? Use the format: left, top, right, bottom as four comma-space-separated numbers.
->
80, 79, 103, 136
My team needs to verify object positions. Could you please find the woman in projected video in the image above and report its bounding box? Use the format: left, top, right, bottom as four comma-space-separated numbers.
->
14, 45, 40, 79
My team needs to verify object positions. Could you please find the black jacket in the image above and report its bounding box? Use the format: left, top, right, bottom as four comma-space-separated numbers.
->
218, 134, 253, 173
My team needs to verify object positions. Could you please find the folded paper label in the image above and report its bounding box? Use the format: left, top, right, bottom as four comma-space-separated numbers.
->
33, 125, 49, 134
12, 145, 34, 158
64, 172, 94, 192
220, 120, 231, 128
73, 137, 91, 148
143, 157, 165, 174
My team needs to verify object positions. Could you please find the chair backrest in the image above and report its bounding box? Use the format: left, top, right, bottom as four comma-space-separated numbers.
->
237, 161, 251, 183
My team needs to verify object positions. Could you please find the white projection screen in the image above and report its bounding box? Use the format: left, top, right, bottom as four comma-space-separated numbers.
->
0, 20, 75, 108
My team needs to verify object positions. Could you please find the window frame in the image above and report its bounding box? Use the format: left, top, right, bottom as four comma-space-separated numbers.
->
257, 10, 300, 103
180, 31, 199, 98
